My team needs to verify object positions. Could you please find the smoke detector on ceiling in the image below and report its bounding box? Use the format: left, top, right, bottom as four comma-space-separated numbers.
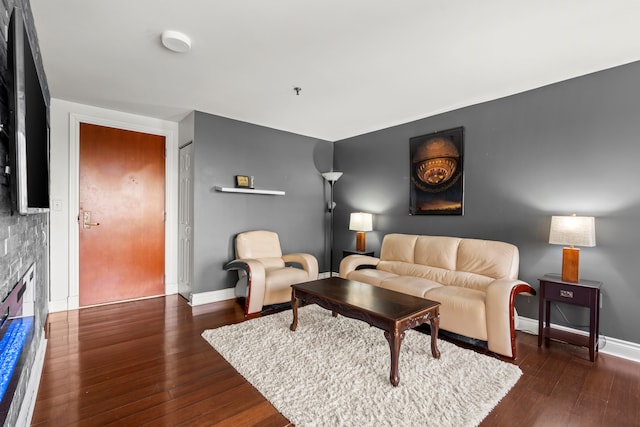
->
161, 30, 191, 53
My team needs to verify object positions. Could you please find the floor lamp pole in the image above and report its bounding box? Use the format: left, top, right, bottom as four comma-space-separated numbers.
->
321, 171, 342, 277
329, 181, 335, 276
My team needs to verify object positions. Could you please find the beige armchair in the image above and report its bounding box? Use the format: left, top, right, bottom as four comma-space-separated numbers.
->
225, 230, 318, 316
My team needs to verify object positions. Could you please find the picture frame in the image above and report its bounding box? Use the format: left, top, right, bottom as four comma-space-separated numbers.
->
235, 175, 251, 188
409, 127, 464, 215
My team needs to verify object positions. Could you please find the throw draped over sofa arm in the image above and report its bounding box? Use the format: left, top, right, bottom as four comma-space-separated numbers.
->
225, 230, 318, 316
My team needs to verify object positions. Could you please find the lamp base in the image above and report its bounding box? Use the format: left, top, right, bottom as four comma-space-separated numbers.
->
355, 231, 366, 252
561, 247, 580, 282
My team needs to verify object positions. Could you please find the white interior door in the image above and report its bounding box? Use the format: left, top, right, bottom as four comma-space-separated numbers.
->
178, 142, 194, 299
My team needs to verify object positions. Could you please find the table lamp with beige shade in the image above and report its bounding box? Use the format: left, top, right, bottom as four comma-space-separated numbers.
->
548, 214, 596, 282
349, 212, 373, 252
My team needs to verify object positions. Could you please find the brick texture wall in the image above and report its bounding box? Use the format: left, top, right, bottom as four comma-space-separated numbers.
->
1, 0, 49, 425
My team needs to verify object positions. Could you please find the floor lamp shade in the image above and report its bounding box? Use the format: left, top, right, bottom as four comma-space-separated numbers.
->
321, 171, 343, 182
549, 215, 596, 282
322, 171, 342, 212
349, 212, 373, 252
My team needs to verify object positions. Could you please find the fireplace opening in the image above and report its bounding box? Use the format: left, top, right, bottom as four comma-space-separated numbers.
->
0, 262, 36, 423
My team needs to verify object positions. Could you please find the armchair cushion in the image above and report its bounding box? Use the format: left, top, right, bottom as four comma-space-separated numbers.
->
236, 230, 283, 259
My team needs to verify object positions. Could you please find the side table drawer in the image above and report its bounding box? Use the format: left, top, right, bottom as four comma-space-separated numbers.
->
542, 281, 591, 305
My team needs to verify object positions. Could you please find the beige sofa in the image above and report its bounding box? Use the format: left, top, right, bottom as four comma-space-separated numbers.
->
339, 233, 534, 358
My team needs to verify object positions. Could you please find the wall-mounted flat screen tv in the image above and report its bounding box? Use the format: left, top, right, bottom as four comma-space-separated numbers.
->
8, 7, 50, 215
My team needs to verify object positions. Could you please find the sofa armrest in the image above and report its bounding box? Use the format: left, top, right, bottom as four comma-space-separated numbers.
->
224, 259, 266, 315
339, 255, 380, 278
485, 278, 536, 359
282, 253, 319, 280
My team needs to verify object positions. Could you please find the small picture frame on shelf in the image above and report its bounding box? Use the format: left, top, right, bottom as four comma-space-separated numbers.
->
235, 175, 254, 188
235, 175, 250, 188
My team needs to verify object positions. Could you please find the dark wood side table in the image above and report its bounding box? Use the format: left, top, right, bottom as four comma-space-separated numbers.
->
342, 250, 374, 258
538, 274, 602, 362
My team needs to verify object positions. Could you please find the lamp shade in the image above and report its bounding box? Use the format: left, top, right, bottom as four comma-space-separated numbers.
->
549, 215, 596, 247
349, 212, 373, 232
321, 171, 343, 182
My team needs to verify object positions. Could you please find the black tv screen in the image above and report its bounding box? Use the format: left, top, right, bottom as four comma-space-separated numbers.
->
8, 7, 50, 215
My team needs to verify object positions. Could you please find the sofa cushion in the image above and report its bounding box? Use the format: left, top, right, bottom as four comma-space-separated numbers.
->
346, 268, 396, 286
456, 239, 519, 279
425, 286, 488, 341
378, 276, 443, 298
379, 234, 418, 263
414, 235, 460, 270
442, 270, 494, 292
377, 260, 410, 276
378, 261, 450, 283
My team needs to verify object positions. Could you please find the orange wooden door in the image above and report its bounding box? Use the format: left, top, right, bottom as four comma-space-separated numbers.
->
79, 123, 166, 306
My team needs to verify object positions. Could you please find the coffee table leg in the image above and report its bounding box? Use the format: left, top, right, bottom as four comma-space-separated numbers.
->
290, 290, 298, 332
429, 311, 441, 359
384, 329, 405, 387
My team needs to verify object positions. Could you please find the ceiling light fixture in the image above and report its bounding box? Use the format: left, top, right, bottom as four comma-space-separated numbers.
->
161, 30, 191, 53
294, 87, 302, 95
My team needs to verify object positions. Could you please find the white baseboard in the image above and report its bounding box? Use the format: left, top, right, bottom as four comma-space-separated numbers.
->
189, 273, 339, 306
49, 283, 178, 312
16, 334, 47, 427
318, 271, 339, 279
518, 316, 640, 363
189, 288, 236, 306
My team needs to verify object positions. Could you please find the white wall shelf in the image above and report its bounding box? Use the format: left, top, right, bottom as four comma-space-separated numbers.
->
214, 186, 285, 196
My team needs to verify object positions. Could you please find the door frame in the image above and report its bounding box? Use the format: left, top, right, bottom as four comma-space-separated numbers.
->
68, 113, 178, 309
178, 141, 194, 300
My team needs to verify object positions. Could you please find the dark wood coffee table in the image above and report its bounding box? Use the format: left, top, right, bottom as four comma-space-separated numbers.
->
290, 277, 440, 386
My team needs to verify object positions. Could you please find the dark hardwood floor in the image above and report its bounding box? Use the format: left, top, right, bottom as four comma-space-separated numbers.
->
31, 295, 640, 426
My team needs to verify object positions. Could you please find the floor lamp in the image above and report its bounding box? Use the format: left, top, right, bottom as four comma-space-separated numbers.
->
322, 171, 343, 277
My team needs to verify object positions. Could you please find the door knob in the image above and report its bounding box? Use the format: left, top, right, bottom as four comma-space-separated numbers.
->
83, 211, 100, 229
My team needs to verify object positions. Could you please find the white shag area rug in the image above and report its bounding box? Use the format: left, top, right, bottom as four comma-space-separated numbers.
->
201, 305, 521, 427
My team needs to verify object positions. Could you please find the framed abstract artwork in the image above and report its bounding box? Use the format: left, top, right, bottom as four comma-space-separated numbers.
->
409, 126, 464, 215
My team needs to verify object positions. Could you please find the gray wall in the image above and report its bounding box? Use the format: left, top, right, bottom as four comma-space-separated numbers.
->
0, 0, 49, 425
191, 111, 333, 294
334, 60, 640, 345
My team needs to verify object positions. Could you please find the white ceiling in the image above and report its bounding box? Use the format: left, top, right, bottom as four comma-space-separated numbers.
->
31, 0, 640, 141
